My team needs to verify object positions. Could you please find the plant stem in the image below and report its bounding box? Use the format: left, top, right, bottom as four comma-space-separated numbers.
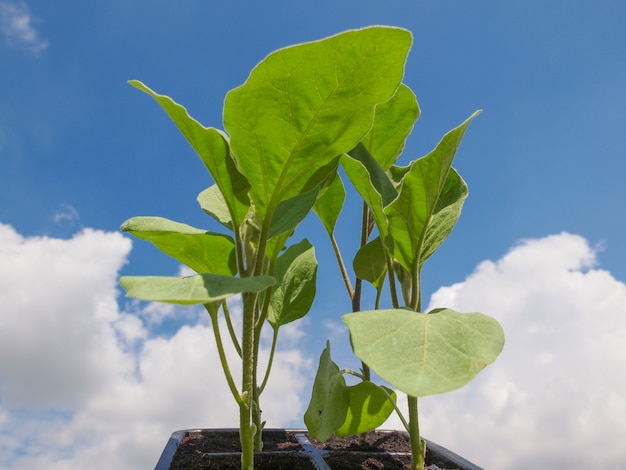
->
206, 306, 241, 405
239, 292, 256, 470
408, 396, 425, 470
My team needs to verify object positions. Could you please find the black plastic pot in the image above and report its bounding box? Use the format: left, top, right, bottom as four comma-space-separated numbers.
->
154, 428, 483, 470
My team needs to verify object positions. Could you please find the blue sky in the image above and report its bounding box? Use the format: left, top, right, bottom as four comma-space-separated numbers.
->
1, 1, 625, 469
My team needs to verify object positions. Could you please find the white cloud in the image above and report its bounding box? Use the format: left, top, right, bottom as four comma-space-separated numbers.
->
384, 232, 626, 468
53, 204, 79, 227
0, 1, 48, 54
0, 222, 311, 469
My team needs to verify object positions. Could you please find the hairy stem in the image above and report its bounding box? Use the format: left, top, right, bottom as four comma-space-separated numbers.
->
408, 396, 425, 470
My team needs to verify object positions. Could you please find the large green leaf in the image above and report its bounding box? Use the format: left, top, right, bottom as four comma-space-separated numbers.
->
267, 239, 317, 328
383, 111, 479, 273
343, 308, 505, 397
223, 26, 412, 222
120, 273, 275, 305
363, 83, 420, 170
268, 186, 320, 239
336, 382, 396, 437
304, 341, 349, 441
129, 81, 250, 229
121, 216, 236, 275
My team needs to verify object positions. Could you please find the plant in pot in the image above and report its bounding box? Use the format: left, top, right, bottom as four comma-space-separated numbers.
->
121, 26, 408, 470
120, 26, 504, 470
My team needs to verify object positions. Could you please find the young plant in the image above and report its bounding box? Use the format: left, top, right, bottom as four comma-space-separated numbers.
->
304, 66, 505, 470
119, 27, 412, 470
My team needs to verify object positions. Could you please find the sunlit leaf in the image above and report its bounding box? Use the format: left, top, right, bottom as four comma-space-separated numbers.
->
120, 273, 275, 305
223, 26, 412, 222
336, 382, 396, 437
121, 216, 236, 275
353, 236, 387, 290
343, 308, 505, 397
313, 174, 346, 236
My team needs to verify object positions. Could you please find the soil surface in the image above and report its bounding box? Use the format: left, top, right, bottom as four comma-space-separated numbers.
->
168, 429, 464, 469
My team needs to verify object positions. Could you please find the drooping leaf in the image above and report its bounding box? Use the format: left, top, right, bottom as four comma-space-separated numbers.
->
129, 80, 250, 229
313, 174, 346, 236
120, 273, 275, 305
343, 308, 505, 397
121, 216, 236, 275
267, 239, 317, 328
223, 26, 412, 222
304, 341, 349, 442
363, 84, 420, 170
383, 111, 480, 273
353, 236, 387, 290
336, 382, 396, 437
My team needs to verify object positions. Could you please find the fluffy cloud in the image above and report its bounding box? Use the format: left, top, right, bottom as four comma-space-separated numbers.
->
0, 222, 311, 469
386, 232, 626, 468
0, 1, 48, 54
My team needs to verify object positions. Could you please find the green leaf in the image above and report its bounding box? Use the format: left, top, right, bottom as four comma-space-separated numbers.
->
197, 185, 233, 231
341, 146, 397, 237
120, 273, 276, 305
363, 83, 420, 170
343, 308, 505, 397
313, 174, 346, 236
383, 111, 480, 273
267, 239, 317, 328
353, 236, 387, 290
336, 382, 396, 437
223, 26, 412, 222
420, 168, 468, 264
129, 80, 250, 229
304, 341, 349, 442
121, 216, 236, 275
268, 186, 320, 239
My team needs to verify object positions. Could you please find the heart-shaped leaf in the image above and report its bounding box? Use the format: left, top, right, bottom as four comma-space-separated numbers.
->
336, 382, 396, 437
343, 308, 505, 397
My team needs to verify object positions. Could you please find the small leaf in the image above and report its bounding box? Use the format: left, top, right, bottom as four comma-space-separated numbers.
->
267, 239, 317, 328
120, 274, 275, 305
313, 174, 346, 236
343, 308, 505, 397
336, 382, 396, 437
197, 185, 233, 230
304, 341, 349, 442
121, 216, 236, 275
268, 186, 320, 239
353, 237, 387, 289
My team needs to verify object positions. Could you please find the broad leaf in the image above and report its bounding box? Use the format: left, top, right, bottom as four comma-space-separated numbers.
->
267, 239, 317, 328
120, 273, 275, 305
336, 382, 396, 437
121, 216, 236, 275
223, 26, 412, 222
363, 84, 420, 170
384, 111, 479, 273
129, 81, 250, 229
304, 341, 349, 441
343, 308, 505, 397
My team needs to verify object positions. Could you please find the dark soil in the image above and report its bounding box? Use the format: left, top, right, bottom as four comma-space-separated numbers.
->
168, 429, 465, 469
